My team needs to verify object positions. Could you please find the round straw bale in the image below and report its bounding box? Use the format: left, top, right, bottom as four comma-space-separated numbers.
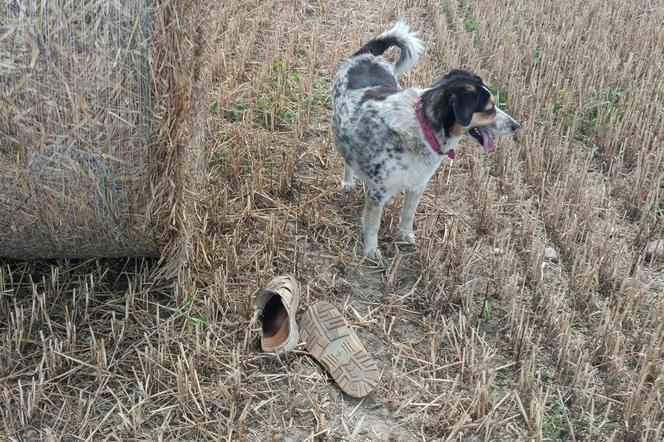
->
1, 1, 189, 259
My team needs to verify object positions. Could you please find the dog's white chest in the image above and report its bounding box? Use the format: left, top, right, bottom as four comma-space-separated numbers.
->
387, 136, 460, 193
382, 152, 441, 193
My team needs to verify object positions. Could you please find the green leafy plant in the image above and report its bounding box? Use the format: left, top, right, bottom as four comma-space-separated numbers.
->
311, 81, 331, 109
228, 101, 249, 122
272, 58, 284, 70
215, 131, 229, 142
255, 95, 275, 127
532, 46, 543, 67
552, 90, 566, 116
586, 86, 624, 122
280, 109, 295, 123
256, 95, 272, 112
542, 407, 570, 440
551, 90, 576, 133
482, 300, 493, 321
581, 85, 625, 135
463, 17, 477, 32
174, 298, 209, 330
210, 149, 230, 165
650, 201, 664, 218
488, 81, 508, 109
462, 17, 482, 50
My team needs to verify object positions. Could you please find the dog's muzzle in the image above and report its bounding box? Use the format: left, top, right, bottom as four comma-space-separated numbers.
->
468, 108, 519, 152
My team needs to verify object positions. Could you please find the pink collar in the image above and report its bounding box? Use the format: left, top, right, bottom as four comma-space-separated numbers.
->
414, 98, 455, 159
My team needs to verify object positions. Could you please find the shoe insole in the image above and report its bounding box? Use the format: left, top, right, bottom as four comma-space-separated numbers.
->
262, 296, 290, 347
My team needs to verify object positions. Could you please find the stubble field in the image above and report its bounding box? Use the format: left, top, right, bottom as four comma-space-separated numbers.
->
1, 0, 663, 440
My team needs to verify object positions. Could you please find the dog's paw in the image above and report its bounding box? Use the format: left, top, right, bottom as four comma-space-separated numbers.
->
341, 180, 355, 191
399, 230, 416, 244
364, 247, 383, 262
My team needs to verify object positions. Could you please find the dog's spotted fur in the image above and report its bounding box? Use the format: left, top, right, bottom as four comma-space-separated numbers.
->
332, 21, 519, 261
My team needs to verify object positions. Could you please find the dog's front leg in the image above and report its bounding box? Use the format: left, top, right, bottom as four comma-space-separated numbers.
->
341, 162, 356, 190
362, 194, 385, 261
398, 187, 425, 244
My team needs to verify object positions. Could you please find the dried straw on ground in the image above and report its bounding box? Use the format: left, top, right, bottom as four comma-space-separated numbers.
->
1, 0, 663, 440
0, 1, 198, 263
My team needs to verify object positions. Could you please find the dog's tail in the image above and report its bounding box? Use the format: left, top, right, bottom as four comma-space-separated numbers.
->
353, 21, 423, 76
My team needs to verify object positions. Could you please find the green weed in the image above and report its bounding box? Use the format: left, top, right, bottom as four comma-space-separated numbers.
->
482, 300, 493, 321
227, 101, 249, 122
311, 80, 331, 109
210, 149, 230, 165
174, 298, 209, 330
463, 17, 477, 32
463, 17, 482, 50
272, 58, 284, 70
542, 406, 583, 441
255, 94, 297, 128
215, 131, 229, 142
585, 86, 625, 123
488, 81, 508, 109
532, 46, 543, 67
650, 201, 664, 218
552, 90, 576, 133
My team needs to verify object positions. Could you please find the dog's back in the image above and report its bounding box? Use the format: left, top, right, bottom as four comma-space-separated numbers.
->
332, 23, 423, 171
332, 22, 422, 104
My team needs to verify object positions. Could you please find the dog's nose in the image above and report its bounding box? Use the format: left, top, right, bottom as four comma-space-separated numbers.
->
511, 121, 520, 132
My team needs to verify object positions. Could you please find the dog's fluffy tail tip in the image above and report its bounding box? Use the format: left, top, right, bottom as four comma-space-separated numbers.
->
353, 20, 423, 76
379, 20, 423, 75
380, 20, 414, 38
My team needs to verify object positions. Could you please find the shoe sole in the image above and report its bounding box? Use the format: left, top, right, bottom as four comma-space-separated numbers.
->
300, 301, 380, 398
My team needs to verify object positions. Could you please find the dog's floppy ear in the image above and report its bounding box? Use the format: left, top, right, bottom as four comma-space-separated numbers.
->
450, 93, 475, 127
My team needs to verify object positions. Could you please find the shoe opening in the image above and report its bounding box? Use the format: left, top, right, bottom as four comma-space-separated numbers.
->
261, 295, 290, 347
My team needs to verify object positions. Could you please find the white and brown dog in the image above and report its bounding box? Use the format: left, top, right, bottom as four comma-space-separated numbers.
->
332, 21, 519, 261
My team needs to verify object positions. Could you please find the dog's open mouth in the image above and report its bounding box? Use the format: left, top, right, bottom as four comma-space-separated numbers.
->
469, 127, 496, 153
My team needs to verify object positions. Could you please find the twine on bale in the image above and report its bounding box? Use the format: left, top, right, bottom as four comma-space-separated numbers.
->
0, 0, 196, 262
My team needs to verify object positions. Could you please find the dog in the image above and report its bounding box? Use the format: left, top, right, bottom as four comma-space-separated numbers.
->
331, 21, 519, 261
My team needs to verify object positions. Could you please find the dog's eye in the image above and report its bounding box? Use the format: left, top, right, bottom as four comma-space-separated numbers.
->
486, 107, 496, 115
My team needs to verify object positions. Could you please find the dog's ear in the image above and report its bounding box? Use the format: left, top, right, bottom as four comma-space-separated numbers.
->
450, 93, 475, 127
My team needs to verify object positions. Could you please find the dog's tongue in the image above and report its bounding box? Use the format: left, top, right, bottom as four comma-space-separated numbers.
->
480, 128, 496, 153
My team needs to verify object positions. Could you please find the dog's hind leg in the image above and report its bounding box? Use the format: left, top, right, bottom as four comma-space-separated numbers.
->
398, 187, 425, 244
362, 189, 387, 261
341, 162, 355, 191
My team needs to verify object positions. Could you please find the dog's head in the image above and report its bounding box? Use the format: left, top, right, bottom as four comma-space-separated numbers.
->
422, 69, 519, 152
